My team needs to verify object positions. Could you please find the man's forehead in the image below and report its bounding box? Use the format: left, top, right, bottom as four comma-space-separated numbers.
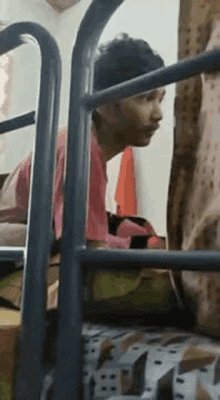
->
133, 87, 166, 98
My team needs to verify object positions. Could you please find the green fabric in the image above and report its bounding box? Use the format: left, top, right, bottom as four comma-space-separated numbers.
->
0, 271, 22, 292
93, 271, 141, 299
88, 269, 173, 315
0, 372, 12, 400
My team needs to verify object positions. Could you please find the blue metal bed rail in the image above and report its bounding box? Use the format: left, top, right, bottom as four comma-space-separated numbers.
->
1, 0, 220, 399
53, 0, 220, 399
0, 22, 61, 399
0, 111, 35, 134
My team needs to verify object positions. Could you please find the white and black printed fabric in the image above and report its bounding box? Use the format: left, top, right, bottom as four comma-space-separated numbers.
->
81, 323, 220, 400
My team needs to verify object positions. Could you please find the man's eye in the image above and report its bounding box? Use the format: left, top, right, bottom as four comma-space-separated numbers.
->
147, 94, 156, 101
137, 94, 148, 101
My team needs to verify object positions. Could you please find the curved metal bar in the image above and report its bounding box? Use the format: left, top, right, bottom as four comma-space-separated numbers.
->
0, 22, 62, 400
0, 27, 24, 55
53, 0, 124, 398
83, 48, 220, 109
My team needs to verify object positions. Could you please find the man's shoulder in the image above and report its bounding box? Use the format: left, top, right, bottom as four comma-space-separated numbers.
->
13, 127, 67, 175
16, 153, 32, 175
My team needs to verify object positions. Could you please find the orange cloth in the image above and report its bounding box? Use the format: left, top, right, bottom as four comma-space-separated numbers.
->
115, 146, 137, 216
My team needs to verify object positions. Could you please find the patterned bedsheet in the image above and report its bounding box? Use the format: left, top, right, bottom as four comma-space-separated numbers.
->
81, 323, 220, 400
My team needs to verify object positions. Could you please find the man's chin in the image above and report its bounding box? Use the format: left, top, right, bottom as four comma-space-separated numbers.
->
133, 136, 152, 147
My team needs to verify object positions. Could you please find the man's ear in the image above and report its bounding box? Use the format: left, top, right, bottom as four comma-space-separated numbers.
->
96, 106, 107, 118
98, 103, 121, 124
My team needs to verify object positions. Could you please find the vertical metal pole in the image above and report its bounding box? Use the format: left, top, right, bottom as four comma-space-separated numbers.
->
0, 22, 62, 399
52, 1, 124, 399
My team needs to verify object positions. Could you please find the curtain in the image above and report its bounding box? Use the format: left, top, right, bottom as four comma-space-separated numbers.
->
168, 0, 220, 250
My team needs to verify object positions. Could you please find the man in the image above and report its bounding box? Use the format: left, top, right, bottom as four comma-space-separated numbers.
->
0, 33, 173, 313
0, 33, 165, 247
0, 33, 176, 313
0, 33, 187, 398
0, 33, 219, 400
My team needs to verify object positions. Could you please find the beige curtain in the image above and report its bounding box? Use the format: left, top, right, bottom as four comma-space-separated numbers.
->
168, 0, 220, 251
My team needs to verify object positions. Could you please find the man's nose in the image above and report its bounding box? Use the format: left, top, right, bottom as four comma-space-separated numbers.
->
151, 101, 163, 122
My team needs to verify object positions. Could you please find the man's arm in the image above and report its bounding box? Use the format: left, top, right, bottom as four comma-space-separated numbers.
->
0, 155, 31, 224
0, 155, 31, 246
86, 239, 110, 250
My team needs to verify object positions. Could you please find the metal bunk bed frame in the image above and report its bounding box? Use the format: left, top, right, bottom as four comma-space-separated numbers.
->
1, 0, 220, 398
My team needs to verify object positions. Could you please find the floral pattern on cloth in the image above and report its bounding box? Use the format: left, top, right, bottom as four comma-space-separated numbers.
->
182, 19, 220, 251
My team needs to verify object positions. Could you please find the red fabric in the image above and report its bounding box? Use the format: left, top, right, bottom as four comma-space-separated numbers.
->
48, 130, 109, 241
0, 156, 32, 223
115, 146, 137, 216
148, 236, 162, 247
116, 218, 162, 249
106, 233, 131, 249
16, 157, 31, 214
12, 136, 67, 240
86, 132, 108, 242
2, 130, 108, 242
117, 219, 149, 238
1, 129, 160, 250
53, 137, 66, 239
52, 130, 109, 241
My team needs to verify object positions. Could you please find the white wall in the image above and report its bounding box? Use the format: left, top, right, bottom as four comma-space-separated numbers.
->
1, 0, 179, 236
1, 0, 94, 171
56, 0, 91, 126
1, 0, 59, 171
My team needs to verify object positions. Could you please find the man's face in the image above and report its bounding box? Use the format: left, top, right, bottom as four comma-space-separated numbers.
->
108, 87, 165, 148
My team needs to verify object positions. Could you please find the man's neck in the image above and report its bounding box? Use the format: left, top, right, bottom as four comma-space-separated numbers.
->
93, 117, 126, 162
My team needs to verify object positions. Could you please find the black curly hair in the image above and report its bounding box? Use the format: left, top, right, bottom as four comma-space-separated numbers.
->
93, 33, 164, 92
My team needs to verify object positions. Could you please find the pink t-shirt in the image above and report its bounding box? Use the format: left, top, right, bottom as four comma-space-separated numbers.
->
0, 129, 160, 249
86, 131, 108, 242
0, 130, 109, 243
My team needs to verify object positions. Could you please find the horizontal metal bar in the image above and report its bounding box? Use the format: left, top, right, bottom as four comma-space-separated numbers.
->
0, 111, 35, 134
0, 247, 24, 262
83, 48, 220, 109
79, 248, 220, 273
